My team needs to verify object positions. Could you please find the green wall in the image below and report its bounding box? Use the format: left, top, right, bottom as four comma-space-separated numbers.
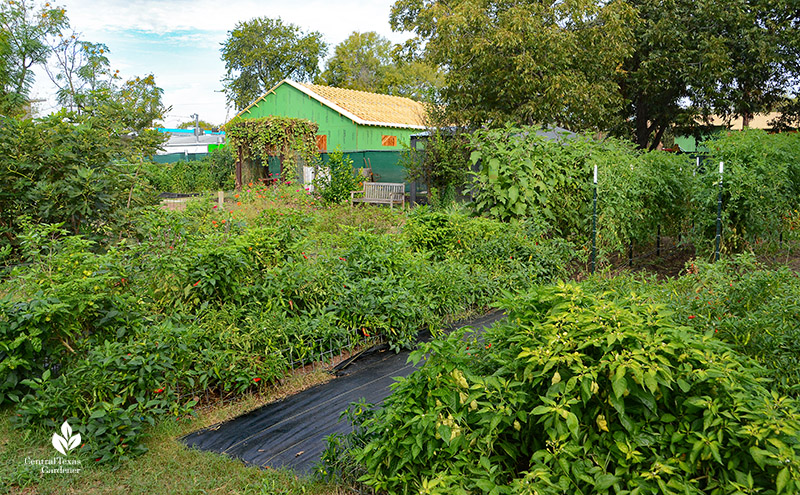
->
240, 83, 419, 152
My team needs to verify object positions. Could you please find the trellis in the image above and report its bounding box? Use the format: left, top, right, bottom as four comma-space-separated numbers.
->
225, 116, 319, 190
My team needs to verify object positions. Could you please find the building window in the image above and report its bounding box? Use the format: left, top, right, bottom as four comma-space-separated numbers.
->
382, 135, 397, 147
316, 135, 327, 152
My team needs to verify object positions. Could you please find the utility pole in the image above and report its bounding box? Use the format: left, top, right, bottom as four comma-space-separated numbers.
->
191, 113, 200, 142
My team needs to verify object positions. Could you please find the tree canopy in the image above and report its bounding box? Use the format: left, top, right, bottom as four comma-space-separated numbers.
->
390, 0, 637, 131
320, 31, 393, 92
390, 0, 800, 148
319, 31, 442, 99
0, 0, 66, 115
177, 119, 215, 130
617, 0, 800, 149
221, 17, 327, 110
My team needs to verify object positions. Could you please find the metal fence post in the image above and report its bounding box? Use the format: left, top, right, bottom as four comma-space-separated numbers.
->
715, 161, 723, 262
628, 242, 633, 268
591, 165, 597, 275
659, 224, 664, 257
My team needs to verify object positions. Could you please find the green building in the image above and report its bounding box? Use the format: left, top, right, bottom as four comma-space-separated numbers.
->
235, 79, 427, 153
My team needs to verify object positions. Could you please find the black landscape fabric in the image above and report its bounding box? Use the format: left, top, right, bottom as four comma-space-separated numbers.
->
181, 311, 505, 474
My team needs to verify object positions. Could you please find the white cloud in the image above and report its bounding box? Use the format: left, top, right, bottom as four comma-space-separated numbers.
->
34, 0, 415, 126
60, 0, 411, 45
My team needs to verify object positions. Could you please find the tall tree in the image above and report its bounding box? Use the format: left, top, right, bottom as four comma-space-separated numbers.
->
612, 0, 733, 149
320, 31, 442, 99
712, 0, 800, 128
0, 0, 66, 115
390, 0, 636, 131
221, 17, 327, 110
45, 35, 114, 113
615, 0, 800, 149
320, 31, 393, 92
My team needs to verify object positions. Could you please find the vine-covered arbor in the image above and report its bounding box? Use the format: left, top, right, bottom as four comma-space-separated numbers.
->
225, 116, 319, 190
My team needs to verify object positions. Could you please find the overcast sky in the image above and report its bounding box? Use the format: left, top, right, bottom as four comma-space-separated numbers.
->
31, 0, 411, 127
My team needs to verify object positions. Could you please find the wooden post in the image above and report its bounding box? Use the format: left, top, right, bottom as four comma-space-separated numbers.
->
235, 147, 243, 191
217, 190, 224, 208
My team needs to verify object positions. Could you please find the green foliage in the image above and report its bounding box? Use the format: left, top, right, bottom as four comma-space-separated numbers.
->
221, 17, 327, 110
177, 119, 215, 130
46, 35, 113, 113
80, 74, 169, 161
0, 0, 67, 115
682, 0, 799, 143
588, 254, 800, 396
1, 192, 569, 464
319, 31, 394, 92
353, 283, 800, 494
317, 399, 376, 485
469, 126, 575, 222
225, 116, 318, 179
592, 138, 691, 252
143, 147, 235, 193
313, 148, 360, 204
691, 129, 800, 253
467, 125, 692, 257
401, 130, 471, 195
391, 0, 636, 132
0, 222, 132, 404
0, 114, 159, 250
319, 31, 441, 99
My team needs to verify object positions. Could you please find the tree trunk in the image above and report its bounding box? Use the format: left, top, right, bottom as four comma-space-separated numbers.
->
649, 125, 666, 151
742, 111, 753, 128
634, 97, 651, 150
235, 147, 243, 191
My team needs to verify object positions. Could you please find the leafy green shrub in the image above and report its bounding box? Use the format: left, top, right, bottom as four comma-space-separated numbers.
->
588, 254, 800, 396
692, 130, 800, 254
404, 208, 572, 287
591, 140, 691, 255
467, 125, 693, 258
351, 284, 800, 494
0, 115, 159, 251
314, 148, 361, 204
0, 223, 135, 404
142, 147, 235, 193
404, 208, 459, 257
400, 130, 472, 194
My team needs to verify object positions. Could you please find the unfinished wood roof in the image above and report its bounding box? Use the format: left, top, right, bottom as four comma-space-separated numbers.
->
295, 82, 427, 129
236, 79, 428, 130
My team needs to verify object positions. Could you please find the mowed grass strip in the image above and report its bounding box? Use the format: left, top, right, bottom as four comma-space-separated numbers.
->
0, 370, 344, 495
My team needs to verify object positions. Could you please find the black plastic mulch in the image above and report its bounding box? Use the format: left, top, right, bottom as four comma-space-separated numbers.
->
180, 311, 505, 474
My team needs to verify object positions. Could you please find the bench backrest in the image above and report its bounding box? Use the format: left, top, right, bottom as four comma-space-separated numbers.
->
363, 182, 404, 199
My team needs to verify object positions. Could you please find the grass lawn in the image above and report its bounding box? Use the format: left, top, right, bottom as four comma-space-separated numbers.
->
0, 370, 345, 495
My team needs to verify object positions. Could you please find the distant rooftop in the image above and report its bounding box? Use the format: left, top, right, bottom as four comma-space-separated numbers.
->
156, 127, 225, 135
701, 112, 783, 130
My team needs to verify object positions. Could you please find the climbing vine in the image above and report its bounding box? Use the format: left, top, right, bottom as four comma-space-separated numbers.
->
225, 116, 319, 171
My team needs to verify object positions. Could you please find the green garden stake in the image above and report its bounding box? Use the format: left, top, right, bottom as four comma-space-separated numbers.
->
628, 241, 633, 268
715, 161, 723, 262
591, 164, 597, 274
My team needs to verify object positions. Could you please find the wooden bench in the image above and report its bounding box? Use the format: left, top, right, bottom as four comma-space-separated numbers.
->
351, 182, 406, 208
